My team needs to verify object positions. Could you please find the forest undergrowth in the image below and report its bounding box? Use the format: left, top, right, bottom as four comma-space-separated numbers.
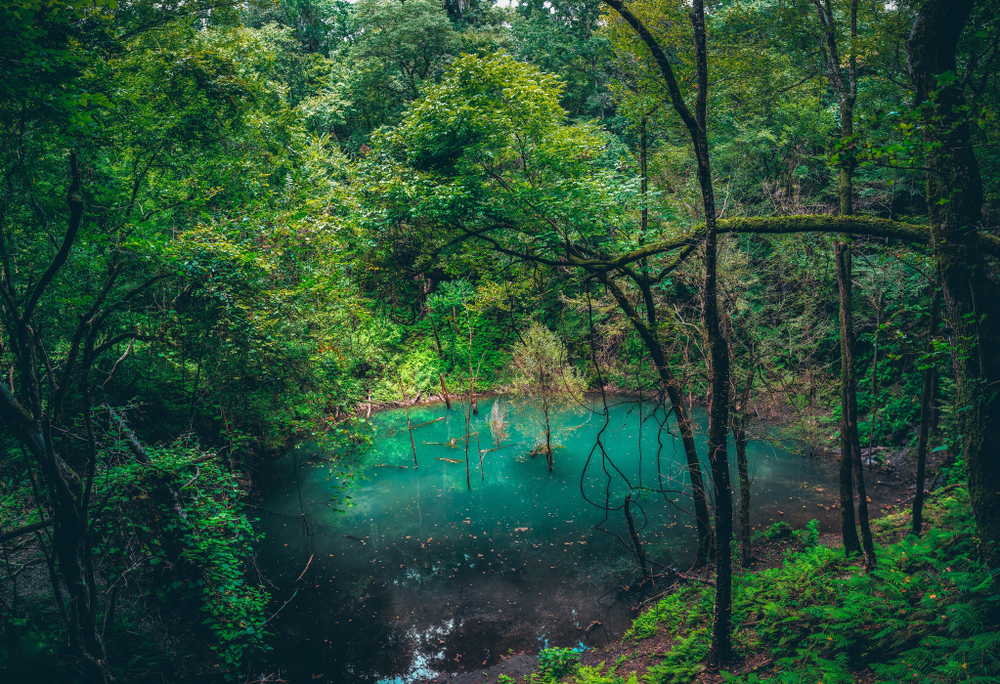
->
506, 487, 999, 684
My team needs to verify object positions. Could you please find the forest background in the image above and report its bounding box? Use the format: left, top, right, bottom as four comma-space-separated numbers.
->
1, 0, 999, 681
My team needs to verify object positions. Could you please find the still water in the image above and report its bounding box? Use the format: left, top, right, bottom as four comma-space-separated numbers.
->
251, 396, 891, 683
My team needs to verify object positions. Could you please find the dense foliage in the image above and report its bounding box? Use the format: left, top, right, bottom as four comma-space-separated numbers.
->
1, 0, 998, 681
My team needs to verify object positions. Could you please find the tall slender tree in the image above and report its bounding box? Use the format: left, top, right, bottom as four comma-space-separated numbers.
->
912, 287, 941, 536
810, 0, 876, 566
601, 0, 733, 665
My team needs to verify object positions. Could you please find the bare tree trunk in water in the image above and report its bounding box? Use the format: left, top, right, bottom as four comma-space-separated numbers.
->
400, 377, 418, 467
466, 310, 478, 415
912, 287, 941, 536
464, 398, 471, 490
406, 402, 418, 468
625, 493, 649, 578
544, 404, 553, 471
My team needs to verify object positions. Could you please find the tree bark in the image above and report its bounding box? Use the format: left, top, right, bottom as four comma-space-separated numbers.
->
731, 365, 755, 570
600, 276, 713, 569
625, 493, 649, 578
0, 156, 111, 682
734, 419, 751, 570
601, 0, 732, 662
908, 0, 1000, 573
912, 286, 941, 536
406, 400, 418, 467
837, 244, 876, 569
835, 241, 862, 557
440, 373, 451, 409
813, 0, 867, 562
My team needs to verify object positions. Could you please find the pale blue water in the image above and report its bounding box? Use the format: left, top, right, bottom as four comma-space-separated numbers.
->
252, 395, 894, 683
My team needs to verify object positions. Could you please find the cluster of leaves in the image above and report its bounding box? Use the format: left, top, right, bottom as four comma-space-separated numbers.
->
91, 443, 269, 672
539, 646, 583, 679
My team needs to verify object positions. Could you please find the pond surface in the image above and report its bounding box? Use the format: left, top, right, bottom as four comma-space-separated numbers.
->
251, 395, 897, 683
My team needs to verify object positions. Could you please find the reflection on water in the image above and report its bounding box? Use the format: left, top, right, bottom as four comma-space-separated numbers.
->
252, 396, 892, 683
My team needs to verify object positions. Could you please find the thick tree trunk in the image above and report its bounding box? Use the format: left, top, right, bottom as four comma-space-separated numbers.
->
814, 0, 868, 562
912, 287, 941, 536
908, 0, 1000, 573
836, 245, 876, 568
836, 243, 875, 568
851, 413, 877, 569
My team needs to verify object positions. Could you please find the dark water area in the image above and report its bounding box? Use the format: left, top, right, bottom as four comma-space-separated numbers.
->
251, 396, 899, 683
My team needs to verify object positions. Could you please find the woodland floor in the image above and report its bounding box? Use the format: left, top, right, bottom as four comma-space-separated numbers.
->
417, 476, 956, 684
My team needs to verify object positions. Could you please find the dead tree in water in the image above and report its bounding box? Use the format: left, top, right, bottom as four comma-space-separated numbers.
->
625, 493, 650, 579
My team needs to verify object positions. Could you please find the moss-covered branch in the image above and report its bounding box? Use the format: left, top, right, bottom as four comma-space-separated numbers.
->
570, 215, 999, 273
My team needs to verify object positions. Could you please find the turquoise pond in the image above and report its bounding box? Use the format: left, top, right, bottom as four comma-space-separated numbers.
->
250, 395, 898, 683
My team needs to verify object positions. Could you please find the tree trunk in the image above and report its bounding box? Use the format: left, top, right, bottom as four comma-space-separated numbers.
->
625, 493, 649, 578
835, 242, 862, 557
814, 0, 865, 561
867, 291, 884, 452
851, 412, 876, 569
600, 276, 713, 569
429, 313, 443, 358
912, 286, 941, 536
600, 4, 730, 654
544, 407, 553, 471
908, 0, 1000, 573
640, 116, 648, 235
734, 418, 752, 569
464, 398, 471, 490
0, 157, 111, 682
406, 401, 418, 467
834, 243, 876, 568
467, 310, 478, 415
440, 373, 451, 409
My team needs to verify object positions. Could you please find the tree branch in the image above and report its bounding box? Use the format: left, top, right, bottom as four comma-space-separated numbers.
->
23, 154, 83, 323
0, 519, 52, 544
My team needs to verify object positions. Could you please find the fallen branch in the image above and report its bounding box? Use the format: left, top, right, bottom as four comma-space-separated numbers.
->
295, 554, 314, 582
0, 520, 53, 544
736, 658, 774, 676
410, 417, 446, 429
